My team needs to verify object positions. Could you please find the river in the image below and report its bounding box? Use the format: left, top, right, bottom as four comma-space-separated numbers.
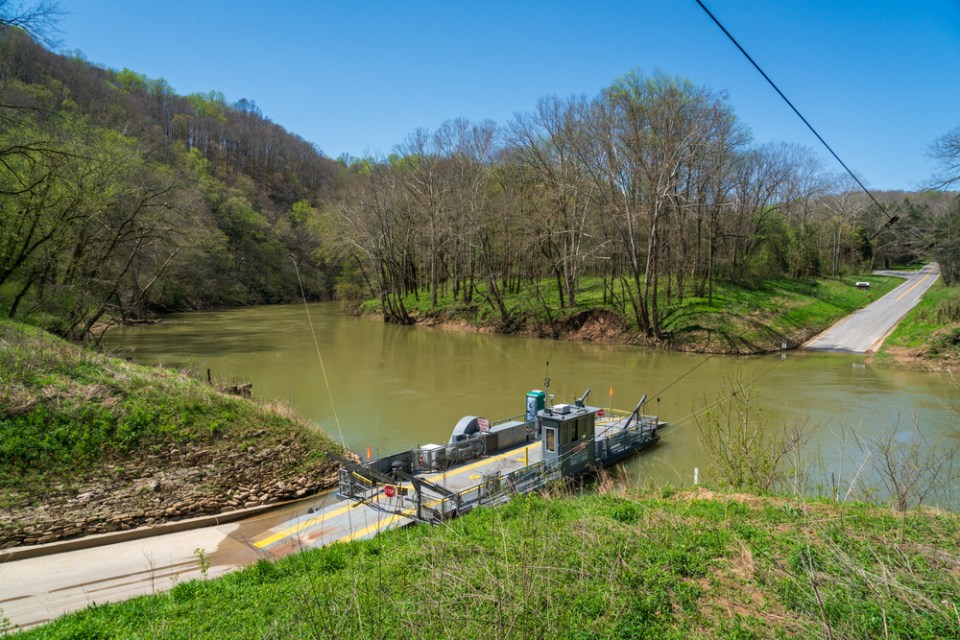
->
104, 302, 960, 510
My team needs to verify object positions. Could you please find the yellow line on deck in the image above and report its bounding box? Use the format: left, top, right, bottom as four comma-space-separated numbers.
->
422, 445, 529, 482
257, 442, 538, 549
338, 513, 405, 543
895, 271, 932, 302
254, 500, 363, 548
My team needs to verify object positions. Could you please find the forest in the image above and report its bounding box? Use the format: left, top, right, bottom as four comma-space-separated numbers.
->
1, 21, 958, 342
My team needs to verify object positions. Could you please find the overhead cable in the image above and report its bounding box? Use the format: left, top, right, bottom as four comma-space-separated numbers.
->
693, 0, 901, 235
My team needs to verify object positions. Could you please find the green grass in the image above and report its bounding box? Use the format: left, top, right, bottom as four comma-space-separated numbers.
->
0, 317, 342, 505
885, 262, 929, 272
660, 275, 901, 352
875, 280, 960, 366
18, 490, 960, 639
380, 273, 903, 353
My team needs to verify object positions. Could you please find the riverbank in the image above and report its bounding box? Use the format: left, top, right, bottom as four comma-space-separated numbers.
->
0, 319, 346, 549
378, 275, 904, 354
874, 280, 960, 372
19, 488, 960, 639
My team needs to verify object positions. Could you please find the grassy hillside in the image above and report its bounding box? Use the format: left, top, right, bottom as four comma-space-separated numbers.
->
0, 319, 345, 547
18, 490, 960, 639
875, 280, 960, 371
380, 274, 902, 354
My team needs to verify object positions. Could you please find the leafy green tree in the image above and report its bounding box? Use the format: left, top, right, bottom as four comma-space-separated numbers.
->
0, 114, 185, 338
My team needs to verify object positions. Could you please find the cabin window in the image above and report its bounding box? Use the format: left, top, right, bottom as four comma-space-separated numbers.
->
545, 428, 556, 452
570, 421, 579, 443
579, 417, 590, 440
561, 423, 571, 445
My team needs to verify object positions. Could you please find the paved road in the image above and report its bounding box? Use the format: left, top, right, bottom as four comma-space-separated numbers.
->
1, 523, 243, 630
804, 263, 940, 354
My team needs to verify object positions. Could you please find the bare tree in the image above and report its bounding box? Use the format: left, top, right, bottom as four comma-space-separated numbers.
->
929, 126, 960, 189
859, 415, 957, 512
448, 119, 514, 325
395, 127, 454, 309
777, 146, 829, 278
695, 375, 807, 493
928, 194, 960, 285
0, 0, 63, 47
334, 161, 414, 324
509, 95, 596, 309
727, 143, 797, 278
591, 71, 747, 336
676, 95, 749, 305
821, 174, 870, 277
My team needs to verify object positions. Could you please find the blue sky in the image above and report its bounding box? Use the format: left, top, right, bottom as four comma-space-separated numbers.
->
54, 0, 960, 191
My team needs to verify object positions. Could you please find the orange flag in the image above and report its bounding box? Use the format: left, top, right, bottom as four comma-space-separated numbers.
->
367, 446, 372, 460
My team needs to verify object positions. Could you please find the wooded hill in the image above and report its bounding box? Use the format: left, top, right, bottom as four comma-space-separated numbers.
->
0, 26, 341, 340
1, 24, 957, 343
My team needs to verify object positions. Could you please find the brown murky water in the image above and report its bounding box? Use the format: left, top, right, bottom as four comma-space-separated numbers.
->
105, 303, 960, 510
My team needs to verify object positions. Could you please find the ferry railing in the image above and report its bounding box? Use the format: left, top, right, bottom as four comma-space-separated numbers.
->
596, 408, 632, 423
491, 413, 527, 427
415, 458, 562, 523
595, 414, 660, 464
341, 408, 659, 522
337, 436, 515, 507
595, 408, 658, 429
338, 467, 383, 502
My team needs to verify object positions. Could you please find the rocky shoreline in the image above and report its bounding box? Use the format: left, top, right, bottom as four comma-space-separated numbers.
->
0, 438, 343, 549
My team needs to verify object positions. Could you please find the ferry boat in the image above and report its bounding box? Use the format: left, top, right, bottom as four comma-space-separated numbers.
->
336, 388, 663, 524
254, 388, 663, 555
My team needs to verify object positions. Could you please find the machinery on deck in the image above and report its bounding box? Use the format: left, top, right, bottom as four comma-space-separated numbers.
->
336, 388, 663, 524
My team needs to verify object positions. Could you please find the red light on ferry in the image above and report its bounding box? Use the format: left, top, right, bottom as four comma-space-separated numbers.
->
597, 409, 604, 417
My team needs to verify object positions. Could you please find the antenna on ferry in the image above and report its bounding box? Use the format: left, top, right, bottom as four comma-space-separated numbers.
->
544, 361, 552, 406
